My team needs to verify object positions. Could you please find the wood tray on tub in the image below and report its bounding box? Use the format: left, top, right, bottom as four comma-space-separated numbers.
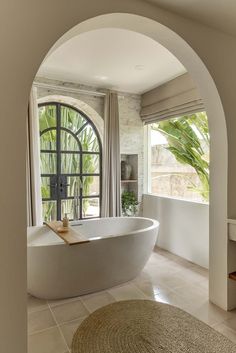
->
45, 221, 90, 245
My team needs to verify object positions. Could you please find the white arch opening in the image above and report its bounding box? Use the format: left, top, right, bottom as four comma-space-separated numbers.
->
36, 13, 228, 309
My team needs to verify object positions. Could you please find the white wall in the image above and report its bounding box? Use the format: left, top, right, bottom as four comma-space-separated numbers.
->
143, 194, 209, 268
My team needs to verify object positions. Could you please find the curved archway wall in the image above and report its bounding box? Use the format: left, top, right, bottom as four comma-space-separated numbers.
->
50, 13, 229, 311
1, 2, 236, 351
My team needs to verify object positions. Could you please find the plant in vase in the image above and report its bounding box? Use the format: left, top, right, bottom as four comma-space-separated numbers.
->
121, 191, 138, 216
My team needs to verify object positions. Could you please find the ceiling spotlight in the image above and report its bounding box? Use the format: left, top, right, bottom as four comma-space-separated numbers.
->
95, 75, 108, 80
134, 65, 145, 71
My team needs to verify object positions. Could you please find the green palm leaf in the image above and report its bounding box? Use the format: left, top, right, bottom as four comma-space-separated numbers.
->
153, 112, 209, 201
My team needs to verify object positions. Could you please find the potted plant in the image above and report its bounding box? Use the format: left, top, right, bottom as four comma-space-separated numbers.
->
121, 191, 138, 216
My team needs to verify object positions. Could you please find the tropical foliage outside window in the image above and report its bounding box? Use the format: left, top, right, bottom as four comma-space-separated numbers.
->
150, 112, 209, 202
39, 103, 101, 222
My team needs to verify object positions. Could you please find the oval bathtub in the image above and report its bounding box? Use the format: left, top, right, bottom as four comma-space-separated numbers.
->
27, 217, 159, 299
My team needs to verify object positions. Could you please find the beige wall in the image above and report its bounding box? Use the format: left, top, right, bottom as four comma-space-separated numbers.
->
1, 1, 236, 352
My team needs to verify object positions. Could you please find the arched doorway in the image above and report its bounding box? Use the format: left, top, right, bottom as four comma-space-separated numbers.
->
0, 6, 231, 353
38, 102, 102, 221
45, 13, 227, 310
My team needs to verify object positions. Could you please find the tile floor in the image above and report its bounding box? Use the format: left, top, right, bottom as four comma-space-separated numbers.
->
28, 247, 236, 353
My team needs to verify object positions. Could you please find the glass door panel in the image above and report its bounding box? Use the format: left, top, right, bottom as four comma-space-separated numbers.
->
82, 176, 99, 196
39, 102, 101, 222
40, 130, 57, 151
42, 201, 57, 222
61, 199, 77, 220
40, 153, 57, 174
82, 154, 99, 174
60, 130, 79, 151
61, 154, 80, 174
82, 198, 100, 218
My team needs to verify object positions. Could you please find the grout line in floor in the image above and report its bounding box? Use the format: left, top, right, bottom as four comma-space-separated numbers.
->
27, 301, 50, 314
48, 301, 71, 352
28, 324, 58, 336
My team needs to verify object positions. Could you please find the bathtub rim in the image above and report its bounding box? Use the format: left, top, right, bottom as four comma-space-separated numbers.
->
27, 217, 159, 247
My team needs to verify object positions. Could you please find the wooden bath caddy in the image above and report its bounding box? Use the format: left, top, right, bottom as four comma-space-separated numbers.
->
45, 221, 90, 246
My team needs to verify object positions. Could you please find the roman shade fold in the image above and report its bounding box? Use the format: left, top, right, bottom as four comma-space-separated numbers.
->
141, 73, 204, 124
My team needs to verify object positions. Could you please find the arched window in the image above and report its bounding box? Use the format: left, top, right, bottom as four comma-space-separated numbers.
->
39, 102, 102, 221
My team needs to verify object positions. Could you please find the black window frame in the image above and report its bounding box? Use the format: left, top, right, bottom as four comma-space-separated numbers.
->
39, 101, 102, 221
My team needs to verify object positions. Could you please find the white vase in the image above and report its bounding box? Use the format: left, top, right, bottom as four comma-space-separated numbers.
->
121, 161, 132, 180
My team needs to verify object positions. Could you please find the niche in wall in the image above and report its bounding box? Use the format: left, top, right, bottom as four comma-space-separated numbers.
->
121, 153, 138, 199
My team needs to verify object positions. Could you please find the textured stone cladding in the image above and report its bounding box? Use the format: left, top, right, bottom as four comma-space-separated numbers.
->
36, 77, 104, 118
36, 77, 144, 209
118, 94, 143, 208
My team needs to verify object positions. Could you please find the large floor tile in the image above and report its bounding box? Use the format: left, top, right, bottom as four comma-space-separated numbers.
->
190, 302, 233, 326
28, 308, 56, 334
177, 267, 207, 284
152, 287, 192, 308
28, 294, 48, 313
133, 276, 168, 299
174, 283, 206, 302
154, 271, 194, 290
28, 247, 236, 349
51, 299, 89, 324
60, 317, 87, 348
222, 311, 236, 331
108, 283, 147, 301
47, 296, 80, 308
213, 322, 236, 344
28, 327, 68, 353
81, 291, 115, 313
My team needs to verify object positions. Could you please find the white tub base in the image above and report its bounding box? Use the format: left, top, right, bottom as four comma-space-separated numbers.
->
27, 217, 159, 299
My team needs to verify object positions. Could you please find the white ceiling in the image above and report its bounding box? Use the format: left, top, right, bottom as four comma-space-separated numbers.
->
37, 28, 186, 94
146, 0, 236, 37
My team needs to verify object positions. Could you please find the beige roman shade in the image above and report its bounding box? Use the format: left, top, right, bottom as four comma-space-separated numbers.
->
141, 73, 204, 124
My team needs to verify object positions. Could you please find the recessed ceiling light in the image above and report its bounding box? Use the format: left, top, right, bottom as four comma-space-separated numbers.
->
94, 75, 108, 80
134, 65, 145, 71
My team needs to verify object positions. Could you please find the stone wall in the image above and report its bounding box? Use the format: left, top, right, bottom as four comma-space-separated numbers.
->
118, 93, 143, 207
151, 144, 203, 202
35, 77, 143, 209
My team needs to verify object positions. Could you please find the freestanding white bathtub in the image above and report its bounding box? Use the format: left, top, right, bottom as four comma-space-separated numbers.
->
27, 217, 159, 299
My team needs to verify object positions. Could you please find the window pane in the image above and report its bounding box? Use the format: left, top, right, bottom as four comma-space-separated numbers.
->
39, 105, 56, 132
82, 154, 99, 174
66, 176, 81, 197
42, 201, 57, 222
61, 153, 80, 174
82, 176, 99, 196
41, 177, 51, 199
78, 124, 99, 152
82, 198, 99, 218
40, 130, 56, 150
61, 130, 80, 151
61, 199, 78, 220
61, 105, 87, 133
150, 112, 209, 202
40, 153, 57, 174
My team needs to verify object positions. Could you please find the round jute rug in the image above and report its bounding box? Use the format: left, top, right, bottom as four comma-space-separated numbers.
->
72, 300, 236, 353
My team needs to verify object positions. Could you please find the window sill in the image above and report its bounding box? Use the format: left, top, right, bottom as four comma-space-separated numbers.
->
144, 193, 209, 206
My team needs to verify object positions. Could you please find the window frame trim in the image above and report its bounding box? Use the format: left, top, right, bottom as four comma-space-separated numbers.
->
39, 101, 102, 221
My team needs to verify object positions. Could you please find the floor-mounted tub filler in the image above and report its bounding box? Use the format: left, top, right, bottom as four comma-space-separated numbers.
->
27, 217, 159, 299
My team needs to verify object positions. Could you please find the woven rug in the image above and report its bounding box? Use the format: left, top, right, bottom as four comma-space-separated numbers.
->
72, 300, 236, 353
